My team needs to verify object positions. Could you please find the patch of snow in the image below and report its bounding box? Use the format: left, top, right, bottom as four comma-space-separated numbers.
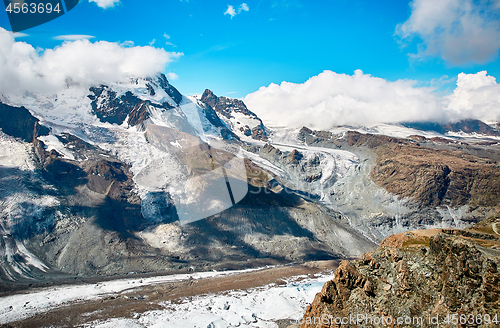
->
0, 268, 267, 325
179, 97, 206, 139
169, 140, 182, 149
38, 135, 75, 160
111, 77, 176, 108
0, 132, 34, 170
84, 271, 335, 328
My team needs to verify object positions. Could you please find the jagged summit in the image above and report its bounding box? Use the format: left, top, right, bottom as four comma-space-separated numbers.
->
201, 89, 254, 118
199, 89, 269, 141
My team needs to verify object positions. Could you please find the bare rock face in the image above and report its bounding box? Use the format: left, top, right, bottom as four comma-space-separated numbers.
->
0, 102, 50, 142
88, 75, 179, 128
299, 128, 500, 208
371, 143, 500, 207
251, 125, 267, 141
200, 89, 253, 118
200, 89, 269, 141
287, 149, 304, 165
301, 214, 500, 328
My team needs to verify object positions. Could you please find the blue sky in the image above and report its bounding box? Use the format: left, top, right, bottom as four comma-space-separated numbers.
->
1, 0, 500, 98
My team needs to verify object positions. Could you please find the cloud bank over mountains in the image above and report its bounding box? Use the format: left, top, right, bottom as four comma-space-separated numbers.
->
245, 70, 500, 129
1, 27, 499, 129
0, 28, 182, 95
446, 71, 500, 123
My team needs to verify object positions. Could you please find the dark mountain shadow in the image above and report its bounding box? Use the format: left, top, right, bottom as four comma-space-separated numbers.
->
238, 184, 303, 207
183, 185, 339, 262
42, 159, 88, 188
0, 102, 49, 142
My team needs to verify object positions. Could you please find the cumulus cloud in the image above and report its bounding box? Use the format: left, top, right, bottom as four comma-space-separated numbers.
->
0, 28, 182, 95
53, 35, 95, 41
89, 0, 120, 9
395, 0, 500, 65
245, 70, 445, 129
244, 70, 500, 129
446, 71, 500, 122
224, 3, 249, 18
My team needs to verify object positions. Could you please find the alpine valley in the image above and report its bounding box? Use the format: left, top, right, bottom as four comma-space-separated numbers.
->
0, 75, 499, 327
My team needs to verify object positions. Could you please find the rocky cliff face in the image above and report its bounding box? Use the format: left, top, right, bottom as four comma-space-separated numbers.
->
0, 102, 50, 142
301, 213, 500, 328
199, 89, 269, 141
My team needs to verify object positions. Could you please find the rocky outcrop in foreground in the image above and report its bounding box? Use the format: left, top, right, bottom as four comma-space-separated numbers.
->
301, 214, 500, 327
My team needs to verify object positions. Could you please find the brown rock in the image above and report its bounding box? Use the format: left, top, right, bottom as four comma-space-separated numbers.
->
300, 214, 500, 328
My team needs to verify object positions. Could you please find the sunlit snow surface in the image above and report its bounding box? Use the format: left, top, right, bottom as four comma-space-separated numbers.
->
0, 268, 334, 327
85, 272, 334, 328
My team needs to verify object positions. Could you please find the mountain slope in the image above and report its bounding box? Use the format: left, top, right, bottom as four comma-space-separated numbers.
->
199, 89, 269, 141
301, 213, 500, 328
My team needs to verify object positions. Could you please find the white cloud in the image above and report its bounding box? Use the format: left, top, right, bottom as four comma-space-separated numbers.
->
163, 34, 176, 47
53, 35, 95, 41
166, 72, 179, 81
224, 3, 249, 18
244, 70, 500, 129
12, 32, 28, 38
149, 39, 156, 46
224, 5, 237, 18
0, 30, 28, 38
446, 71, 500, 122
395, 0, 500, 65
0, 28, 183, 95
239, 3, 249, 12
88, 0, 120, 9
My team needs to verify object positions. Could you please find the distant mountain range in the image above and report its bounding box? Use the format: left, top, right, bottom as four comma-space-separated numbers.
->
403, 119, 500, 136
